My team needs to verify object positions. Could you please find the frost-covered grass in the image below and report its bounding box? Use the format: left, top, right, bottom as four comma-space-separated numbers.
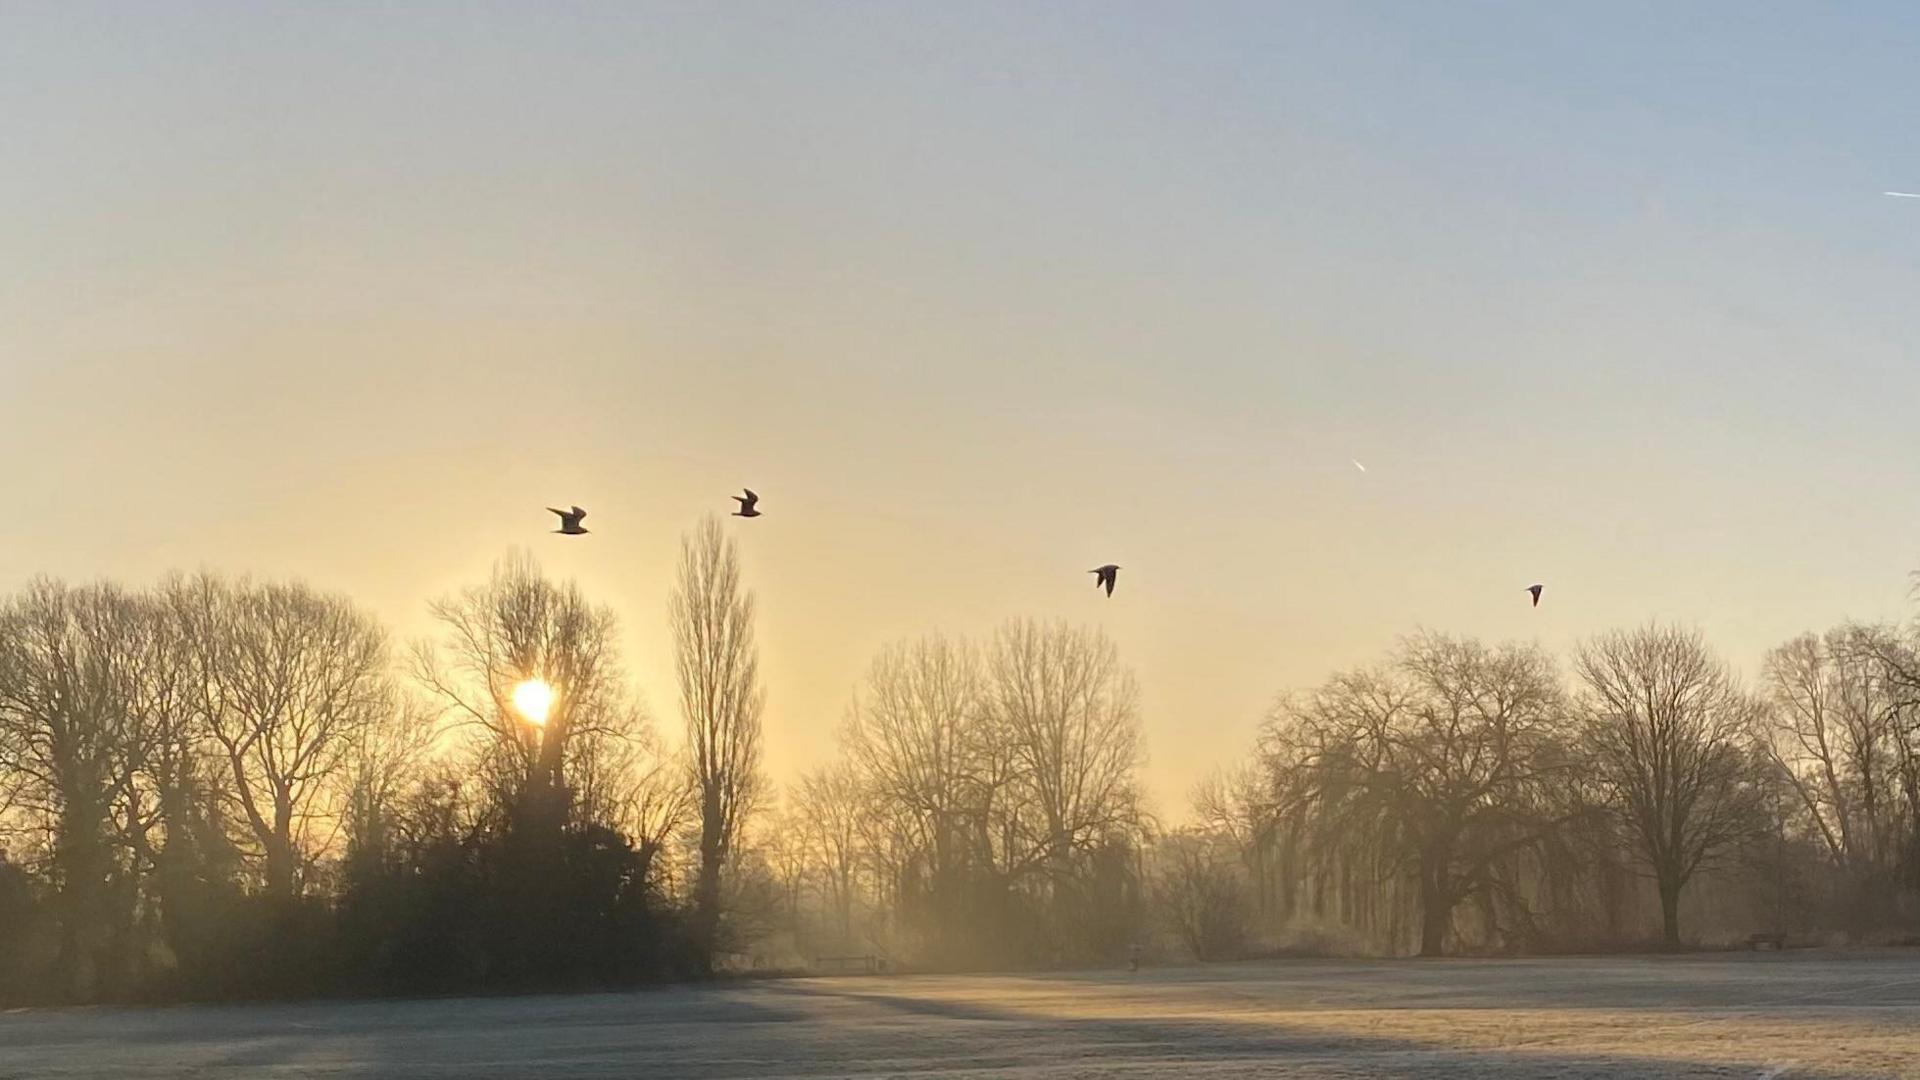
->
5, 949, 1919, 1078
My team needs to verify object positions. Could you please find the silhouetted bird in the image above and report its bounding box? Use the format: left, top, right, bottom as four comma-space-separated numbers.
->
549, 506, 589, 535
1091, 564, 1120, 597
732, 489, 761, 518
1527, 584, 1543, 607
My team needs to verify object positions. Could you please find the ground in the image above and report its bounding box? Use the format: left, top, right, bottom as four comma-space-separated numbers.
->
6, 950, 1920, 1078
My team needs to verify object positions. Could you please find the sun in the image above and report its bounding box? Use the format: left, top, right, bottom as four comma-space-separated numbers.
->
512, 678, 554, 727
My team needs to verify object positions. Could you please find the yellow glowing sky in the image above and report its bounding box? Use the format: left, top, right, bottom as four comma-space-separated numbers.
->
7, 6, 1920, 818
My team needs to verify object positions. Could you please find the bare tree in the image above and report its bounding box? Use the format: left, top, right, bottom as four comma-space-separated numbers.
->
758, 806, 811, 943
341, 696, 440, 876
671, 516, 766, 967
1194, 764, 1265, 855
1761, 628, 1904, 887
1194, 762, 1276, 919
983, 619, 1144, 881
1268, 633, 1571, 956
1813, 621, 1920, 920
0, 580, 147, 996
794, 761, 868, 948
569, 709, 690, 885
625, 757, 696, 891
414, 551, 627, 830
1154, 828, 1250, 961
167, 574, 390, 898
103, 586, 234, 972
1575, 624, 1765, 948
842, 633, 987, 910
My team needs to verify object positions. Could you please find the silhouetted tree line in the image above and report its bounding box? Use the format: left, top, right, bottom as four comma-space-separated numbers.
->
0, 515, 1163, 1004
14, 545, 1920, 1003
0, 517, 760, 1004
1180, 609, 1920, 958
757, 623, 1152, 972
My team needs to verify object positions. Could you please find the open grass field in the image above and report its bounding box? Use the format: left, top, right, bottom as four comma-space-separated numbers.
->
5, 949, 1920, 1078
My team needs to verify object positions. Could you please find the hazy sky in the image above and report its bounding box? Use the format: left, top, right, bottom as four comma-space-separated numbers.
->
7, 3, 1920, 817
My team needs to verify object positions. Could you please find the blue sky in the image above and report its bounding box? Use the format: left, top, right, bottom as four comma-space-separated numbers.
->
5, 3, 1920, 813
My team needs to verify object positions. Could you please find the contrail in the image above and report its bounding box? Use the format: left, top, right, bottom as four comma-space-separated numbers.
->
1884, 191, 1920, 198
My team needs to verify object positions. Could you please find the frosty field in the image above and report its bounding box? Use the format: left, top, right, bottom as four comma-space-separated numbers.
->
5, 950, 1920, 1079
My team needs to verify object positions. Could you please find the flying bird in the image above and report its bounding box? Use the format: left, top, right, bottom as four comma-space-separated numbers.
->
549, 506, 588, 535
1527, 584, 1543, 607
1091, 564, 1120, 597
731, 488, 761, 518
1884, 191, 1920, 198
1352, 459, 1367, 473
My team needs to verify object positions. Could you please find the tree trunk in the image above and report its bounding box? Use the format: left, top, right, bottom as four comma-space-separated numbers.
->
1658, 875, 1683, 949
55, 823, 107, 1000
1418, 864, 1451, 957
51, 769, 122, 1002
264, 840, 296, 900
515, 771, 567, 839
693, 863, 722, 969
695, 791, 725, 971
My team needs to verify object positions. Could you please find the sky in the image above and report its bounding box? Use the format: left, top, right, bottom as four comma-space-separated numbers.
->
6, 2, 1920, 818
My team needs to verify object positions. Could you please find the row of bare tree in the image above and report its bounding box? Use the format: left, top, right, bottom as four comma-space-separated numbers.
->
0, 513, 1161, 1000
15, 534, 1917, 997
0, 574, 396, 996
0, 516, 764, 1001
714, 623, 1151, 970
1185, 620, 1920, 957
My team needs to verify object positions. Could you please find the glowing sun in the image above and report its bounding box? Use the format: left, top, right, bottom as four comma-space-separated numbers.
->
512, 678, 554, 726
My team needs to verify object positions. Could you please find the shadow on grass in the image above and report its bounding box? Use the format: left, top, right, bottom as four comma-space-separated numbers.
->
742, 979, 1901, 1079
1, 964, 1911, 1078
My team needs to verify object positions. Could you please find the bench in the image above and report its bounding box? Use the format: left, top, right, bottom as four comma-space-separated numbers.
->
1746, 932, 1787, 951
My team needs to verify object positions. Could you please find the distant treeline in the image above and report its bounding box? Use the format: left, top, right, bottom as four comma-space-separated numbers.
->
1187, 619, 1920, 961
5, 531, 1920, 1004
0, 514, 1151, 1004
